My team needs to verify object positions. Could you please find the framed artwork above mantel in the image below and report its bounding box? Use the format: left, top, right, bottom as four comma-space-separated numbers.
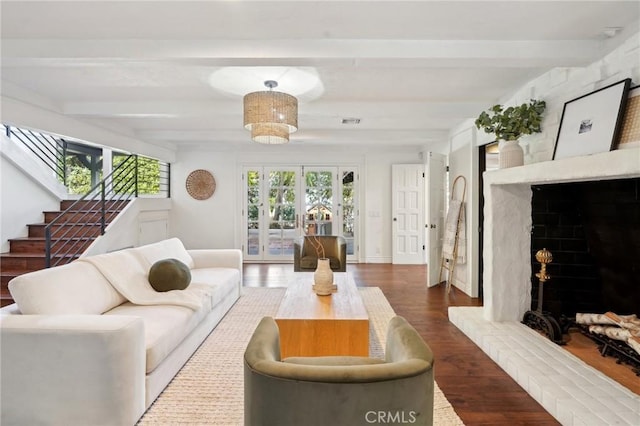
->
553, 78, 631, 160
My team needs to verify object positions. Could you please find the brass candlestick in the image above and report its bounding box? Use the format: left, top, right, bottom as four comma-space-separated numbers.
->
522, 248, 564, 344
534, 248, 552, 313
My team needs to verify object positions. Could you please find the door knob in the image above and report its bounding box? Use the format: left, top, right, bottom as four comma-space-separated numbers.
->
393, 217, 397, 221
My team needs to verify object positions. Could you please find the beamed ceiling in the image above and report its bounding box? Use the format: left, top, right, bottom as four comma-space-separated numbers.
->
2, 1, 639, 152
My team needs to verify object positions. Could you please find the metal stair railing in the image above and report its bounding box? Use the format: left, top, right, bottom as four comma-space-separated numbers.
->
3, 124, 66, 184
44, 155, 138, 267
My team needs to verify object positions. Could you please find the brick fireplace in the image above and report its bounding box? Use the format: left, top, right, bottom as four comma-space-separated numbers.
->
449, 149, 640, 425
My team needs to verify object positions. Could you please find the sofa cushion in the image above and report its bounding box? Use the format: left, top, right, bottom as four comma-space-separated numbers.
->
148, 258, 191, 292
135, 238, 195, 269
104, 302, 209, 373
8, 261, 126, 315
190, 267, 240, 307
104, 266, 239, 374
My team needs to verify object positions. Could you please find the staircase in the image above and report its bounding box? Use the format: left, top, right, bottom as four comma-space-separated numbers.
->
0, 199, 128, 307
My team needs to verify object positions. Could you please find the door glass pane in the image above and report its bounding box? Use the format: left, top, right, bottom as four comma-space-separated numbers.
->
304, 170, 334, 236
342, 170, 356, 255
268, 170, 297, 256
246, 170, 261, 256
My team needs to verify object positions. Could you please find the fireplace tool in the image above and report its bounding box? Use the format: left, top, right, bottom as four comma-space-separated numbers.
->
522, 248, 564, 345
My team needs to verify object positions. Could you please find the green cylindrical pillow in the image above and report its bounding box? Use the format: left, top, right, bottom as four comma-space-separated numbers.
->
148, 258, 192, 292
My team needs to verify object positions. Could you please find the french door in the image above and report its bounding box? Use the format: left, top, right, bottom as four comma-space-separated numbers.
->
242, 166, 358, 262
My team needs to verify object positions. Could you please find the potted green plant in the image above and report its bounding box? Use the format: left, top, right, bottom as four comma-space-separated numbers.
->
475, 99, 546, 168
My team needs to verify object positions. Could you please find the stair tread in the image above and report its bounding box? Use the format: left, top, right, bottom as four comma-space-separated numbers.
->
1, 252, 77, 258
28, 222, 104, 226
43, 208, 124, 213
1, 273, 31, 279
9, 236, 96, 241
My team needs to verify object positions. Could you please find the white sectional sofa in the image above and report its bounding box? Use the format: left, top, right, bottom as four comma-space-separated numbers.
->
0, 238, 242, 426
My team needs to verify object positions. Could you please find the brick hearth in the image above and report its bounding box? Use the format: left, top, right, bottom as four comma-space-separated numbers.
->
449, 307, 640, 425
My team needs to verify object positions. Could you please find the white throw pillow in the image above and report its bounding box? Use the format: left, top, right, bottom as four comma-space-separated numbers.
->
134, 238, 195, 269
8, 261, 126, 315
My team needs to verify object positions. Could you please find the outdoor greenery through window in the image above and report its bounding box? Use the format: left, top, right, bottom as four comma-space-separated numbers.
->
64, 154, 102, 194
113, 154, 162, 195
269, 171, 297, 230
62, 153, 165, 195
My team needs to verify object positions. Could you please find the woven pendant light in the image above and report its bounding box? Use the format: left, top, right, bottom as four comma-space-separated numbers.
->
243, 80, 298, 144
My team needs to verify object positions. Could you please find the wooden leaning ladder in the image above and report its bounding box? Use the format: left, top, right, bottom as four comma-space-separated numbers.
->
438, 175, 466, 293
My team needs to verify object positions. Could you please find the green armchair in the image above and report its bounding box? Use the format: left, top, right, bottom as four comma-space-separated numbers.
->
244, 315, 435, 426
293, 235, 347, 272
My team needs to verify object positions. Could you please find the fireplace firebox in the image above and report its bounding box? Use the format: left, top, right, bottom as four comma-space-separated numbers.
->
530, 178, 640, 321
529, 177, 640, 371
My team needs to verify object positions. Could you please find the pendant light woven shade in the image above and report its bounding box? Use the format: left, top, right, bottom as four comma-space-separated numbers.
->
251, 123, 290, 144
243, 84, 298, 144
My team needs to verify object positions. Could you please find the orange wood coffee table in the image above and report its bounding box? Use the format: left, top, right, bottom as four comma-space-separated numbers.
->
274, 272, 369, 358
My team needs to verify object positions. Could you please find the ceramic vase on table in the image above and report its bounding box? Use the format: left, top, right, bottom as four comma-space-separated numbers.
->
313, 258, 334, 296
499, 140, 524, 168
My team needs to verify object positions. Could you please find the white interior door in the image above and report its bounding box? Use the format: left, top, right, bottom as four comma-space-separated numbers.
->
425, 152, 446, 286
392, 164, 425, 264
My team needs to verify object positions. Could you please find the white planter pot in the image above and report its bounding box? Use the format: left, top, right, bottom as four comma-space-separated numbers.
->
499, 140, 524, 168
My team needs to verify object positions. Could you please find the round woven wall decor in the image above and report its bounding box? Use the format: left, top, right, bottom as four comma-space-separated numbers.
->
185, 169, 216, 200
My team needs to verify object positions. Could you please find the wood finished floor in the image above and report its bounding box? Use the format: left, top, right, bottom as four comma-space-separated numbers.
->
243, 263, 561, 426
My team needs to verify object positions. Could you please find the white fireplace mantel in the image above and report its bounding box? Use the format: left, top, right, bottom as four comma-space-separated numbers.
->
483, 148, 640, 322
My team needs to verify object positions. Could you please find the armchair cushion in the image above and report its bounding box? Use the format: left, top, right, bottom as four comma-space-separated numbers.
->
299, 256, 342, 271
294, 236, 347, 272
284, 356, 385, 366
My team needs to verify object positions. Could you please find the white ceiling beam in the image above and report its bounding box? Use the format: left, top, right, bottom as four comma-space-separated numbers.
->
2, 39, 600, 67
135, 128, 450, 143
1, 96, 177, 161
62, 100, 488, 118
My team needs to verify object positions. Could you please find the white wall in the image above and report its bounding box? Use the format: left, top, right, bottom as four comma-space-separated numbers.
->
169, 150, 240, 250
364, 150, 423, 263
0, 156, 60, 252
492, 31, 640, 164
84, 198, 172, 255
169, 146, 421, 261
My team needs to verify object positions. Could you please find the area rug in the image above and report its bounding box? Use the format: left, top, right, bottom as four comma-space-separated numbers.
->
139, 287, 464, 425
